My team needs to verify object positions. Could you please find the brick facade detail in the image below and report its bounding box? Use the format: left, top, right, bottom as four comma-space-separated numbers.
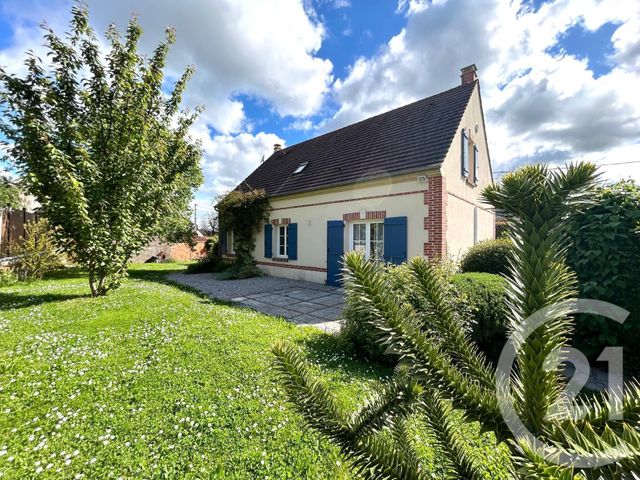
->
343, 212, 361, 222
343, 210, 386, 222
423, 176, 447, 258
366, 210, 386, 220
271, 219, 280, 225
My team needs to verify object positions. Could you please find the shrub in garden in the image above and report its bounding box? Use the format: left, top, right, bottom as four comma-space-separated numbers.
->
185, 236, 229, 274
460, 238, 512, 275
340, 262, 473, 364
273, 163, 640, 479
0, 270, 18, 287
12, 218, 62, 281
566, 180, 640, 367
451, 272, 507, 362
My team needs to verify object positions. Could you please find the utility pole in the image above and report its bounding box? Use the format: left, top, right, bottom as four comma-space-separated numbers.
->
193, 204, 197, 229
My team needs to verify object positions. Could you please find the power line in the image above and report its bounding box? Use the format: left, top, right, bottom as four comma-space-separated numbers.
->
493, 159, 640, 175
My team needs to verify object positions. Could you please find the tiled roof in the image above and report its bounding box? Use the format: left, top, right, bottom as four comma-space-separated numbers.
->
239, 81, 476, 197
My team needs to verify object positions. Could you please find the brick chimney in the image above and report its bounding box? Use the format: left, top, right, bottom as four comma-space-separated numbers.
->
273, 143, 282, 153
461, 64, 478, 85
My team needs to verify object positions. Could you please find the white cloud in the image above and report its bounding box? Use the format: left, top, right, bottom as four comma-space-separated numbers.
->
85, 0, 333, 133
0, 0, 333, 134
325, 0, 640, 181
192, 126, 285, 198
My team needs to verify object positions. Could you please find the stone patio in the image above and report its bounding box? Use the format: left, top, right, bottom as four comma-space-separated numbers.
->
167, 272, 344, 333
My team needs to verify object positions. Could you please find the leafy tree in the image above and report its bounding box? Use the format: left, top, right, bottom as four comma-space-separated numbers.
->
273, 164, 640, 479
0, 6, 203, 295
0, 177, 22, 208
156, 209, 198, 247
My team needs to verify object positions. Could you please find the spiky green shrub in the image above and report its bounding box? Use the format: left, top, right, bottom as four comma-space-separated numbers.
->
460, 238, 513, 275
273, 163, 640, 479
340, 263, 473, 365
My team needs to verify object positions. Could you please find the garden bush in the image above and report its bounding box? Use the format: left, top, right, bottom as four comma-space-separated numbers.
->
0, 270, 18, 287
340, 262, 477, 364
566, 180, 640, 368
459, 238, 512, 275
12, 218, 62, 281
186, 236, 229, 274
451, 272, 508, 362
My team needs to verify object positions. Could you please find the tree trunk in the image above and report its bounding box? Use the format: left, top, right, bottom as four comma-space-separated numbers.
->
88, 267, 108, 297
89, 267, 98, 297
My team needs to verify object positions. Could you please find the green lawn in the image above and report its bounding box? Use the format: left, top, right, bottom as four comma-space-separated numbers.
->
0, 264, 510, 479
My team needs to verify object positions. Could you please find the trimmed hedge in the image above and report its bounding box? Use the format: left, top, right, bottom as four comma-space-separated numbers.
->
460, 238, 512, 275
451, 272, 508, 362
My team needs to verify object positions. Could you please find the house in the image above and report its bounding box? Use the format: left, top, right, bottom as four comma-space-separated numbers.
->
222, 65, 494, 286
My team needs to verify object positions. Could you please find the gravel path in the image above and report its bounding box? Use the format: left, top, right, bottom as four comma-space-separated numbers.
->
167, 272, 344, 333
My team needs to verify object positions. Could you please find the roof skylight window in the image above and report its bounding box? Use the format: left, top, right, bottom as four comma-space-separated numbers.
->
293, 162, 308, 174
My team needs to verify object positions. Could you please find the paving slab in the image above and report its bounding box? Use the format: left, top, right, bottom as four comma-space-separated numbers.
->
167, 272, 344, 332
312, 294, 345, 307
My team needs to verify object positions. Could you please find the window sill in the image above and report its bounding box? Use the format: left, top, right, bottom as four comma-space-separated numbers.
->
271, 256, 289, 263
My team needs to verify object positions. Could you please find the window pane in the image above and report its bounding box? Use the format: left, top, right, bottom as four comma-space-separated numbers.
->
369, 223, 384, 261
352, 224, 366, 253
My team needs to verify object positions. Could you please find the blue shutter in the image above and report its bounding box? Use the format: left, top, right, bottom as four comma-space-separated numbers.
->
287, 223, 298, 260
461, 129, 469, 177
383, 216, 407, 265
219, 228, 227, 255
327, 220, 344, 286
264, 224, 273, 258
473, 145, 479, 183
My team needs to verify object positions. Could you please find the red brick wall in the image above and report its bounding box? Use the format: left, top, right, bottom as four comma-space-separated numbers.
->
130, 238, 207, 263
423, 176, 447, 258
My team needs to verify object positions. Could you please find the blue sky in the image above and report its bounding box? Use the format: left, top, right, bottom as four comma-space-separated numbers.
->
0, 0, 639, 218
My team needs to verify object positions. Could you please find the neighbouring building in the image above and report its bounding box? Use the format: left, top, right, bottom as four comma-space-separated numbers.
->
223, 65, 494, 286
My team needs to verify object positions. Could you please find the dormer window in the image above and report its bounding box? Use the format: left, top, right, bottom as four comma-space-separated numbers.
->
293, 162, 308, 174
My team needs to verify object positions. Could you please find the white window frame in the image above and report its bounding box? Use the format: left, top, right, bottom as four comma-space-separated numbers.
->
349, 221, 384, 261
277, 224, 288, 258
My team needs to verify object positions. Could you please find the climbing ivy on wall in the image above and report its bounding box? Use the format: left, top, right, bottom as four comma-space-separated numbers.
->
216, 189, 271, 276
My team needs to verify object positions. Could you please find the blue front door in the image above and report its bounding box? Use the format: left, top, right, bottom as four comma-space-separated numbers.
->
326, 220, 344, 286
